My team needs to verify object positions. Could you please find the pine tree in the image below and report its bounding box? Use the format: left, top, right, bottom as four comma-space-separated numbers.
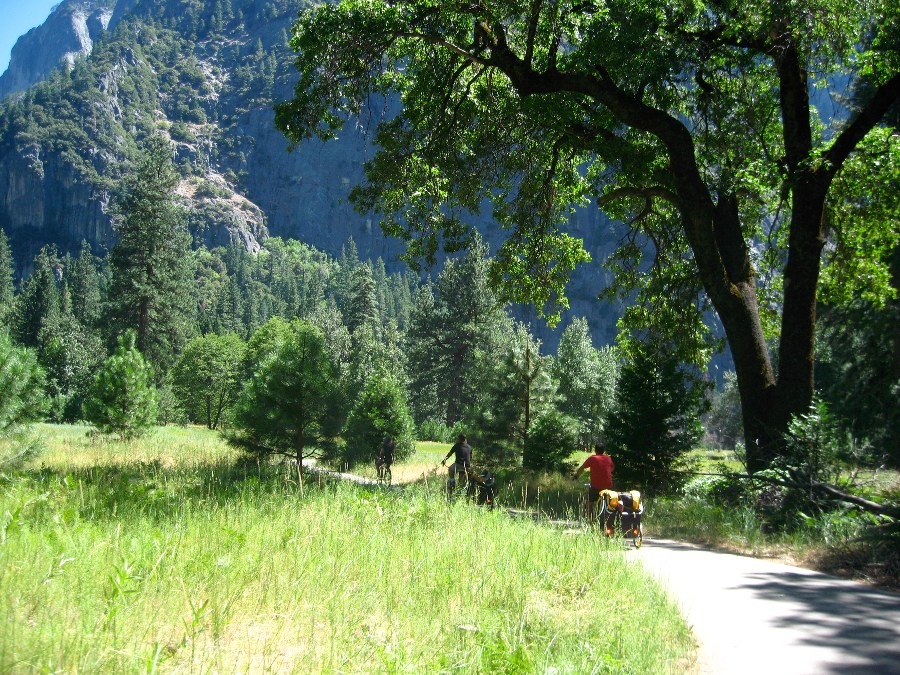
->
553, 317, 618, 449
14, 246, 60, 349
84, 331, 158, 441
606, 340, 706, 495
229, 320, 344, 481
343, 372, 415, 468
471, 322, 554, 463
67, 240, 102, 329
107, 136, 196, 375
405, 236, 505, 425
0, 229, 14, 332
0, 333, 46, 441
345, 263, 378, 335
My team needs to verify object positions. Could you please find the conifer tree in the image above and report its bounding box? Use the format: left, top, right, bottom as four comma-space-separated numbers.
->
84, 331, 158, 441
406, 236, 504, 425
0, 334, 46, 442
0, 229, 14, 332
14, 246, 60, 349
107, 136, 196, 375
345, 262, 378, 335
471, 323, 554, 463
229, 320, 344, 482
606, 339, 706, 495
67, 240, 102, 329
553, 317, 618, 449
343, 371, 415, 468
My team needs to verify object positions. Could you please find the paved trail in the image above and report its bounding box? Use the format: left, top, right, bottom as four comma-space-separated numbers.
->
631, 539, 900, 674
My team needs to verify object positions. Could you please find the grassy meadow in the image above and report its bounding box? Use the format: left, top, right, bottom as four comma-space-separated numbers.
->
1, 425, 695, 673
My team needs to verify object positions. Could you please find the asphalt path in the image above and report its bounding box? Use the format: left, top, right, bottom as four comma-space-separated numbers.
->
630, 539, 900, 674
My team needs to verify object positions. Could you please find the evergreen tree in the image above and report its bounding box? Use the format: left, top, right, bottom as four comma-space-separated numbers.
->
345, 262, 378, 335
38, 307, 104, 422
553, 317, 618, 449
0, 334, 46, 441
343, 371, 415, 468
107, 136, 196, 375
0, 229, 14, 332
67, 240, 102, 329
14, 246, 60, 349
84, 331, 159, 441
405, 236, 504, 425
524, 410, 580, 472
471, 322, 554, 463
606, 339, 706, 495
229, 320, 344, 481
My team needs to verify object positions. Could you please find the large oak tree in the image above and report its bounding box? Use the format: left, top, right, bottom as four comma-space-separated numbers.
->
276, 0, 899, 471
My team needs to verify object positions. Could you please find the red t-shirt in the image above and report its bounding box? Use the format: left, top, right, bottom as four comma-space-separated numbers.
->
579, 453, 614, 490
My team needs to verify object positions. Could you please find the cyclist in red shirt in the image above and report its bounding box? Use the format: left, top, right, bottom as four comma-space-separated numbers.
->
573, 443, 614, 520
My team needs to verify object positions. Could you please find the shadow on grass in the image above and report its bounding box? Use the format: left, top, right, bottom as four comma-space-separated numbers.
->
8, 458, 354, 525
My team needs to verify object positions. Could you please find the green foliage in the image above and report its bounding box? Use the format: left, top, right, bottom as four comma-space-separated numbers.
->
0, 334, 46, 441
342, 372, 415, 467
172, 333, 245, 429
107, 135, 196, 375
13, 246, 60, 349
67, 240, 103, 330
0, 229, 14, 331
84, 331, 159, 440
606, 339, 706, 495
553, 317, 618, 449
276, 0, 900, 472
229, 320, 344, 466
775, 400, 867, 508
469, 322, 554, 463
405, 236, 506, 426
704, 371, 744, 451
38, 309, 105, 422
523, 410, 580, 472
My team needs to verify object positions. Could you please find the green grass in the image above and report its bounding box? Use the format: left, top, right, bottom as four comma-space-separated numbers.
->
1, 425, 695, 673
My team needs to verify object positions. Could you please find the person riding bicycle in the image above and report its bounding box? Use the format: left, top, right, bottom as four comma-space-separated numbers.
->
573, 442, 614, 520
376, 435, 395, 479
441, 433, 473, 491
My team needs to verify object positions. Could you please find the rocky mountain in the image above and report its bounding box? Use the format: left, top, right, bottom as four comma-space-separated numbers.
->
0, 0, 623, 346
0, 1, 114, 99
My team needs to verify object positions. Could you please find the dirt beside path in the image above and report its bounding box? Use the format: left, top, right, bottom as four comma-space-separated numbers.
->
631, 538, 900, 674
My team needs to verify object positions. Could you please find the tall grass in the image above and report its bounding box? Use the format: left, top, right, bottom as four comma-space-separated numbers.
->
1, 426, 694, 673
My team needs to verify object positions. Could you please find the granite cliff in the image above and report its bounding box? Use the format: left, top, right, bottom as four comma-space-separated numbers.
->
0, 0, 622, 345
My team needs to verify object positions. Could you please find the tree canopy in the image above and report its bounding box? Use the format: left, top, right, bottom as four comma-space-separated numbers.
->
276, 0, 899, 471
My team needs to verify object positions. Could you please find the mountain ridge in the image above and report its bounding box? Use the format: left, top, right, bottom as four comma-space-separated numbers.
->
0, 0, 623, 347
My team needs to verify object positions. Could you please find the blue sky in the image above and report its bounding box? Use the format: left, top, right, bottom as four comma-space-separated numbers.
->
0, 1, 59, 74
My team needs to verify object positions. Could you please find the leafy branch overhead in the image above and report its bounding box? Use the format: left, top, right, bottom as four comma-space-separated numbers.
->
276, 0, 900, 472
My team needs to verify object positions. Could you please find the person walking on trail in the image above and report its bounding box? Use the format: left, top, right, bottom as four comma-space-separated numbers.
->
573, 443, 614, 520
441, 433, 473, 490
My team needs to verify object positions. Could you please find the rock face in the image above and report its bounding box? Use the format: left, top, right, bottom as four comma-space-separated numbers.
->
0, 1, 114, 100
0, 0, 623, 345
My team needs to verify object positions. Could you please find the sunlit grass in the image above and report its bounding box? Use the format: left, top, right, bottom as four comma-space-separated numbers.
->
0, 425, 696, 673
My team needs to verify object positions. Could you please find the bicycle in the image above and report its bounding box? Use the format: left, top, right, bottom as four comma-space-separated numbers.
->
375, 459, 392, 486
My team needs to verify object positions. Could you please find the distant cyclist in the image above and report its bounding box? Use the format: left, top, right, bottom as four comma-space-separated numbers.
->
573, 442, 614, 520
441, 433, 473, 492
376, 435, 395, 482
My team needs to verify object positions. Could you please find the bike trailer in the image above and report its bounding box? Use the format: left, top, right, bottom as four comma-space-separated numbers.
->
599, 490, 644, 548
